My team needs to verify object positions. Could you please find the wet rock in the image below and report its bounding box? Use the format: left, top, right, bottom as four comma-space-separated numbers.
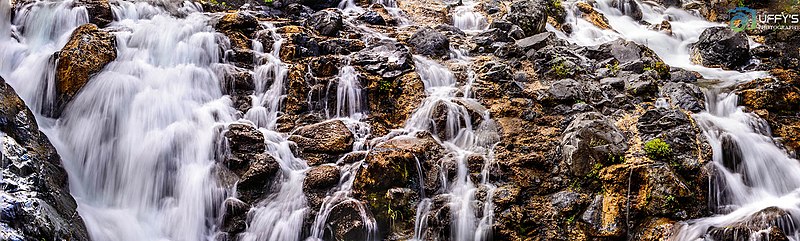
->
690, 26, 751, 70
669, 68, 701, 83
352, 132, 444, 233
633, 165, 694, 217
581, 193, 627, 237
516, 32, 558, 51
352, 40, 413, 79
550, 190, 589, 214
651, 20, 672, 36
304, 165, 340, 209
0, 76, 90, 240
284, 3, 315, 20
319, 38, 366, 55
304, 165, 340, 190
220, 198, 249, 233
222, 124, 279, 204
309, 55, 341, 77
472, 28, 515, 53
625, 73, 659, 99
737, 73, 800, 152
589, 39, 666, 77
661, 82, 706, 113
653, 0, 681, 7
408, 28, 450, 58
632, 217, 676, 241
545, 78, 585, 105
236, 153, 280, 204
359, 11, 386, 25
575, 2, 611, 30
47, 24, 116, 118
493, 185, 521, 208
323, 200, 372, 241
737, 77, 800, 113
707, 207, 794, 241
562, 112, 627, 176
610, 0, 642, 21
306, 10, 343, 37
76, 0, 113, 27
506, 0, 549, 37
288, 120, 354, 165
216, 12, 259, 37
224, 124, 266, 170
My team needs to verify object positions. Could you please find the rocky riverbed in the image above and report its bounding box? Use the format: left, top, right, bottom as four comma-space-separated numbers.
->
1, 0, 799, 240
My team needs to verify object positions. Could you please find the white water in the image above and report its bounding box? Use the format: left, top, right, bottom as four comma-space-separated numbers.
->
555, 0, 767, 85
453, 0, 488, 32
7, 0, 793, 240
553, 1, 800, 240
1, 1, 236, 240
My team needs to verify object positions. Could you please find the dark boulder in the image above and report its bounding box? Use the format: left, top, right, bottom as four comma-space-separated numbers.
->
561, 112, 628, 176
352, 132, 445, 234
47, 24, 116, 118
306, 10, 343, 37
690, 26, 751, 69
288, 120, 354, 166
359, 11, 386, 25
505, 0, 548, 37
661, 82, 706, 113
284, 3, 315, 20
322, 201, 373, 241
304, 165, 341, 209
298, 0, 339, 10
76, 0, 113, 28
707, 207, 794, 241
407, 28, 450, 57
222, 124, 279, 204
0, 76, 90, 240
352, 40, 414, 79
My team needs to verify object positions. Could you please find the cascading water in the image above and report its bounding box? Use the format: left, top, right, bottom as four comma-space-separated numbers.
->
2, 1, 234, 240
405, 52, 499, 240
555, 0, 766, 83
672, 92, 800, 240
452, 0, 488, 32
552, 0, 800, 240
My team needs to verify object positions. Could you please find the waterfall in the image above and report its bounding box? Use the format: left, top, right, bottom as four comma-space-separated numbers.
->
555, 0, 766, 84
333, 65, 363, 119
552, 0, 800, 240
453, 0, 488, 32
671, 92, 800, 240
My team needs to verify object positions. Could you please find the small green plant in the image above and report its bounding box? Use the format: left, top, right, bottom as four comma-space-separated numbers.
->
552, 60, 570, 78
378, 79, 395, 92
552, 0, 562, 9
586, 162, 603, 180
644, 138, 672, 161
606, 62, 620, 75
387, 203, 399, 221
608, 154, 624, 164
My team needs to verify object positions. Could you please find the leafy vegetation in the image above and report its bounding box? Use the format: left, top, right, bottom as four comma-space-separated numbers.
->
606, 61, 620, 76
552, 60, 570, 78
644, 138, 672, 161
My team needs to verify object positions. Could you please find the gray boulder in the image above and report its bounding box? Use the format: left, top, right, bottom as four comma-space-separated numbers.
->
307, 10, 343, 37
408, 28, 450, 57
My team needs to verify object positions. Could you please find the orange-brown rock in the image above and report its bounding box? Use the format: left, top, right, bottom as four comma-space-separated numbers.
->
737, 70, 800, 151
49, 24, 116, 118
576, 2, 611, 30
